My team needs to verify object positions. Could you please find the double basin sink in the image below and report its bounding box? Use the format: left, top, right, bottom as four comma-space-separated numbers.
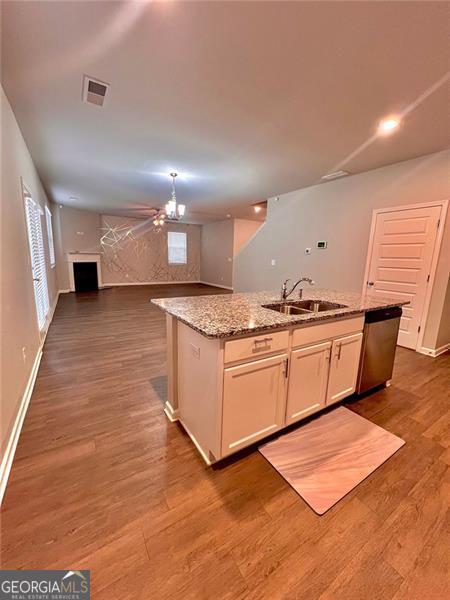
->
262, 299, 347, 315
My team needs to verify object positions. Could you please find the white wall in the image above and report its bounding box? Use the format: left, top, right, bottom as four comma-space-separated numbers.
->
1, 87, 58, 474
234, 150, 450, 351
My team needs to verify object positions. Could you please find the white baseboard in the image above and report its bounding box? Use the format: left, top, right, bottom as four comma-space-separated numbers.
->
164, 401, 180, 422
71, 280, 234, 291
418, 343, 450, 357
199, 280, 234, 291
103, 280, 202, 287
0, 291, 60, 505
0, 347, 43, 505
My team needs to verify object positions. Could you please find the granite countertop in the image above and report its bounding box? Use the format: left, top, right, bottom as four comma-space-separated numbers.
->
151, 289, 408, 339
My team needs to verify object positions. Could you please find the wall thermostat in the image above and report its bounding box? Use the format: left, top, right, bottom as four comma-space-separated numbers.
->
317, 241, 328, 249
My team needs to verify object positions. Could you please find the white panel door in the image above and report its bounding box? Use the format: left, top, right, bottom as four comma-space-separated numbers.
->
326, 333, 363, 406
286, 341, 331, 425
221, 354, 287, 456
365, 205, 442, 349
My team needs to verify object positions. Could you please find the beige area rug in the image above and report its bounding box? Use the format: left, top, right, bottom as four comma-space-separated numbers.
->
259, 406, 405, 515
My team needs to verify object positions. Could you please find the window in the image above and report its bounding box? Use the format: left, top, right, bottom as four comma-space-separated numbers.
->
45, 206, 55, 267
168, 231, 187, 265
24, 188, 50, 330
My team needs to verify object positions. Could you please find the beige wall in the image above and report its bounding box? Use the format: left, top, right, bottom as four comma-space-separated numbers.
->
200, 218, 263, 289
200, 219, 234, 288
233, 219, 262, 257
435, 279, 450, 350
100, 215, 201, 284
1, 87, 58, 463
234, 150, 450, 351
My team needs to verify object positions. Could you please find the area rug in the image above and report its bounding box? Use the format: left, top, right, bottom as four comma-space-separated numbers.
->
259, 406, 405, 514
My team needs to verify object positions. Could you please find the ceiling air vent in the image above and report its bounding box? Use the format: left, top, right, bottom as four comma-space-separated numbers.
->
82, 75, 109, 107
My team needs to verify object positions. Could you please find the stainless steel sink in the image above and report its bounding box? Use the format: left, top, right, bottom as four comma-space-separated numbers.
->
262, 299, 347, 315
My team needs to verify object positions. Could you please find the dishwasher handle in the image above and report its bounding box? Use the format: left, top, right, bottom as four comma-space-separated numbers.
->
365, 306, 402, 324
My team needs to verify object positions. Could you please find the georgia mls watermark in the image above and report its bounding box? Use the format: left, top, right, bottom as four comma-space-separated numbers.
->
0, 570, 90, 600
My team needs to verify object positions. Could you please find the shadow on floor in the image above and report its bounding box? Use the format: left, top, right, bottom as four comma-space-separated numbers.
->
150, 375, 167, 404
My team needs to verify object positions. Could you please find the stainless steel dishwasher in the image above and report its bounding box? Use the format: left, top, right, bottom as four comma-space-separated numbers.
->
356, 306, 402, 394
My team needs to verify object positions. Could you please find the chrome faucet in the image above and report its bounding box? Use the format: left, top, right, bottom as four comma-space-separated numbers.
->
281, 277, 315, 300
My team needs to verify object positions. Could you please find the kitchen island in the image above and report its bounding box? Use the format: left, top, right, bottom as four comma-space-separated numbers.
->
152, 289, 408, 464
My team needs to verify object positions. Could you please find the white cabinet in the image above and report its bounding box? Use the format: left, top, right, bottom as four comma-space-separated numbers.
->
221, 353, 288, 456
326, 332, 363, 406
176, 317, 365, 464
286, 341, 332, 425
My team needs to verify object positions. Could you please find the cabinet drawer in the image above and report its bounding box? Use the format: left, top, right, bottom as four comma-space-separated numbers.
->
224, 330, 289, 364
292, 316, 364, 348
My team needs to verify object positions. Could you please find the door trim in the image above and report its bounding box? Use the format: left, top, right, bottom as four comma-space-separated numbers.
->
362, 200, 448, 352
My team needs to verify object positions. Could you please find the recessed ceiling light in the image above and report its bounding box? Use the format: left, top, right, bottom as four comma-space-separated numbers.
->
253, 205, 262, 213
378, 116, 401, 135
321, 170, 350, 181
226, 214, 231, 218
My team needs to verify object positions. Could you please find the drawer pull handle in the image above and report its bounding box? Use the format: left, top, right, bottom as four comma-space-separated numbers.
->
254, 337, 273, 347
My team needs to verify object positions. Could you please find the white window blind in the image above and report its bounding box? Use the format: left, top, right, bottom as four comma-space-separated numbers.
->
168, 231, 187, 265
24, 195, 50, 330
45, 206, 56, 267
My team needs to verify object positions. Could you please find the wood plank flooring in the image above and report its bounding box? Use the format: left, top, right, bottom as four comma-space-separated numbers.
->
1, 284, 449, 599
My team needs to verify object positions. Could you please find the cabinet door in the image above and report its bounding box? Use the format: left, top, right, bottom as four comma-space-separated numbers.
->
326, 332, 363, 405
221, 354, 287, 456
286, 341, 332, 425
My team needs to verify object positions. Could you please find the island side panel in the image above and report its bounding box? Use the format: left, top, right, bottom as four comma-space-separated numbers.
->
165, 314, 180, 421
177, 322, 222, 463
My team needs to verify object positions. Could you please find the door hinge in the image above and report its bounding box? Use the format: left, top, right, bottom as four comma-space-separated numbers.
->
427, 274, 430, 283
418, 325, 421, 333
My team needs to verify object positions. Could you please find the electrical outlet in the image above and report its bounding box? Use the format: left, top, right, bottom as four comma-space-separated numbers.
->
22, 347, 26, 362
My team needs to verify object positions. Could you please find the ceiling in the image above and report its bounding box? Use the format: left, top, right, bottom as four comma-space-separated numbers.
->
1, 1, 449, 224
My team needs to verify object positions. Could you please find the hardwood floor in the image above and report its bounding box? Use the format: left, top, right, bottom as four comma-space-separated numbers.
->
1, 284, 449, 599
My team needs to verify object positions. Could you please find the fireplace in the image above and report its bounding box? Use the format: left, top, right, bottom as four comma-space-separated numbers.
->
67, 253, 103, 292
73, 262, 98, 292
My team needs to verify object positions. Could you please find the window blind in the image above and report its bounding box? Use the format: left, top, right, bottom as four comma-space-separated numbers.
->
45, 206, 55, 267
168, 231, 187, 265
25, 196, 50, 330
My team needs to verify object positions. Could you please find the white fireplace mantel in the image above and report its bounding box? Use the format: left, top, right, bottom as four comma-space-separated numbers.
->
67, 252, 103, 291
